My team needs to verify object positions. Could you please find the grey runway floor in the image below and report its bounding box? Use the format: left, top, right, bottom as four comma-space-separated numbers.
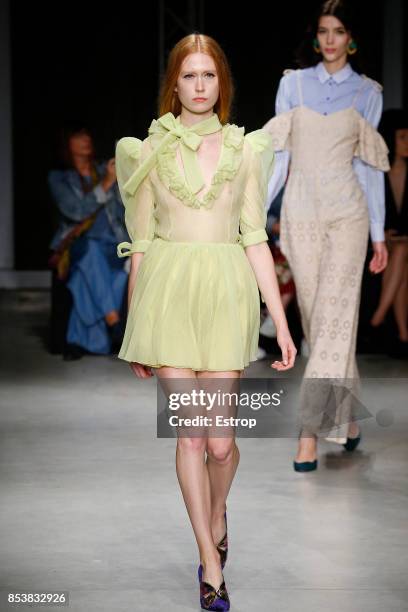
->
0, 290, 407, 612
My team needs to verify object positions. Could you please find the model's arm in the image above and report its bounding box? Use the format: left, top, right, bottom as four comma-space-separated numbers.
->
353, 86, 386, 243
116, 137, 156, 378
266, 152, 290, 208
264, 74, 292, 207
240, 134, 296, 369
245, 242, 296, 369
116, 137, 156, 283
353, 86, 388, 273
127, 253, 145, 308
127, 248, 153, 379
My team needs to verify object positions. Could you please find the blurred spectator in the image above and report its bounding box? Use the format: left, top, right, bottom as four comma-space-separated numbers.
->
371, 109, 408, 358
48, 124, 129, 360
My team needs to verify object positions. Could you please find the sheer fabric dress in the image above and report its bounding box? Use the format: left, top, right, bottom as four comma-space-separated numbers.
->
115, 113, 274, 371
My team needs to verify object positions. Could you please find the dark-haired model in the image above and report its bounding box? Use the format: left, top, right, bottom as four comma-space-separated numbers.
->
264, 0, 390, 471
115, 34, 296, 610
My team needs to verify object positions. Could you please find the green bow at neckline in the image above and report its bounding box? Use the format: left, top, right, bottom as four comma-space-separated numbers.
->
123, 112, 223, 197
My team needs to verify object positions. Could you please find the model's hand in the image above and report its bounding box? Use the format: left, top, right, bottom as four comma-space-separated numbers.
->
369, 241, 388, 274
271, 328, 297, 371
130, 362, 154, 378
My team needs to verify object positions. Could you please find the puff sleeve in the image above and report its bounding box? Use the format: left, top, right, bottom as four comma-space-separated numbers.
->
115, 137, 156, 257
354, 117, 390, 172
353, 105, 390, 242
262, 110, 292, 153
263, 109, 293, 208
239, 130, 275, 247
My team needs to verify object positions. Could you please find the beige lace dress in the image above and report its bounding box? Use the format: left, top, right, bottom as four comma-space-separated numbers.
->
264, 72, 390, 442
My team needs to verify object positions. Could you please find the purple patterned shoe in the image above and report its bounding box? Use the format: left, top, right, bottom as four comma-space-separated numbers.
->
216, 512, 228, 570
198, 564, 230, 611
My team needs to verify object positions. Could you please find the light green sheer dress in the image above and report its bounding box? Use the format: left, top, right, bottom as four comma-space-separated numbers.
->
115, 112, 275, 371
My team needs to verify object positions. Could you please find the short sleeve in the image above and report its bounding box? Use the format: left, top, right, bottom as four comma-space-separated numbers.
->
115, 137, 156, 256
360, 76, 383, 128
262, 111, 293, 152
354, 118, 390, 172
239, 130, 275, 247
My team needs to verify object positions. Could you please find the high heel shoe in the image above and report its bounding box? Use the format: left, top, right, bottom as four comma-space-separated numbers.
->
293, 459, 318, 472
198, 564, 230, 611
216, 512, 228, 569
343, 428, 361, 452
293, 430, 318, 472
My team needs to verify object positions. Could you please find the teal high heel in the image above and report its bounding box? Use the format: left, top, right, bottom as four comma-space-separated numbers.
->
343, 428, 361, 452
293, 459, 318, 472
294, 430, 318, 472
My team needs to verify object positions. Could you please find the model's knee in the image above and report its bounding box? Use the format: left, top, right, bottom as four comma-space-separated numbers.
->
177, 437, 207, 454
206, 439, 236, 464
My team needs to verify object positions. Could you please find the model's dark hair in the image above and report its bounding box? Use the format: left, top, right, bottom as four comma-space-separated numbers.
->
295, 0, 360, 69
378, 109, 408, 166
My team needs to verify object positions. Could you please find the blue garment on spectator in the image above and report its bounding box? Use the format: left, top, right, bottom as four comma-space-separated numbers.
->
48, 165, 129, 354
48, 162, 129, 250
67, 235, 128, 354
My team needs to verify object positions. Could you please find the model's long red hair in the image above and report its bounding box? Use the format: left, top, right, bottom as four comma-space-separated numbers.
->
158, 34, 234, 125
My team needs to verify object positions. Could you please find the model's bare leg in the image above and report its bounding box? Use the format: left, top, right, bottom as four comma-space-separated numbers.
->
197, 369, 242, 588
295, 431, 318, 462
155, 366, 222, 587
371, 243, 407, 326
393, 250, 408, 340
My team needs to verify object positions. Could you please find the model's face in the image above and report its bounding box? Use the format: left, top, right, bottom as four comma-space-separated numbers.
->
69, 131, 93, 157
317, 15, 352, 64
395, 129, 408, 158
176, 52, 219, 115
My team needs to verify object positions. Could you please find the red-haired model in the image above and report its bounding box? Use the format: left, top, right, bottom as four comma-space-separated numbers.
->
115, 34, 296, 610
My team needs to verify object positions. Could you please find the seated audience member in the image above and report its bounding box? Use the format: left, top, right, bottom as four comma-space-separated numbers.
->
48, 124, 129, 360
371, 109, 408, 358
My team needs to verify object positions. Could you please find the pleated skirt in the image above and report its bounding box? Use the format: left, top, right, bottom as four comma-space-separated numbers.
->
118, 238, 261, 371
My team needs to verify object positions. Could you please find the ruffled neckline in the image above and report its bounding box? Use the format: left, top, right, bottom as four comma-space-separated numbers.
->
152, 123, 245, 209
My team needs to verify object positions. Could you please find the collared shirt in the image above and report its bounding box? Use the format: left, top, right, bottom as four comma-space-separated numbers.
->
316, 61, 353, 82
267, 62, 385, 242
